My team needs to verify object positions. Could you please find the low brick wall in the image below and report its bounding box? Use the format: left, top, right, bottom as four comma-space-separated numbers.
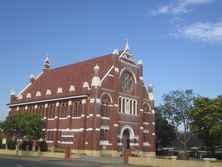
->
128, 156, 222, 167
0, 149, 65, 158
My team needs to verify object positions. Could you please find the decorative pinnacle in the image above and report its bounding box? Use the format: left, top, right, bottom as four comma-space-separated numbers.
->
125, 39, 130, 50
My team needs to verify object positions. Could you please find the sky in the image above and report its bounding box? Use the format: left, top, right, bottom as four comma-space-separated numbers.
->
0, 0, 222, 120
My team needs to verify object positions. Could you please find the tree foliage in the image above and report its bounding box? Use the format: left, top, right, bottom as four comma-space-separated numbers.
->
156, 107, 176, 148
159, 90, 196, 152
189, 96, 222, 155
0, 114, 45, 142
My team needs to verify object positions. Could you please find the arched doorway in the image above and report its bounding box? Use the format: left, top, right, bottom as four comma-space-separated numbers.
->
122, 129, 130, 149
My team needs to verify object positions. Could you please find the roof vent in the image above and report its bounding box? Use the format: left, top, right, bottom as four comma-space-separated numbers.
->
46, 89, 52, 95
57, 87, 63, 94
69, 85, 75, 92
26, 93, 32, 99
36, 91, 41, 97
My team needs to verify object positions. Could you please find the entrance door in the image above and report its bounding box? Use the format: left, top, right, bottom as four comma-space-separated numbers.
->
122, 129, 130, 149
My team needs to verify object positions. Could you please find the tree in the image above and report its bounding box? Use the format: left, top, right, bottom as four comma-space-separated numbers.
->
156, 107, 176, 148
159, 90, 196, 153
0, 114, 25, 141
189, 96, 222, 156
0, 114, 45, 150
21, 114, 45, 141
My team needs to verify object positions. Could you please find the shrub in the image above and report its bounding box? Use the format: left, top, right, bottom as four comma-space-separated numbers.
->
7, 139, 16, 150
36, 141, 48, 152
20, 141, 33, 151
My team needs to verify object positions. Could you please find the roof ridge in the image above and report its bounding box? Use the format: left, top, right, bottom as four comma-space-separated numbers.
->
49, 53, 113, 72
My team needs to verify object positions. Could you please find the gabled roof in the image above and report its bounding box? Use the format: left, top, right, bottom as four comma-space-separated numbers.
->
10, 54, 114, 104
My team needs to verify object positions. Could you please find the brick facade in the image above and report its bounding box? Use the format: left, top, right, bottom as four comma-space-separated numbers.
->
8, 44, 156, 156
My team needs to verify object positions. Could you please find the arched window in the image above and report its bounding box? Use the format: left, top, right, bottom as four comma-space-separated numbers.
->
123, 98, 125, 113
78, 102, 82, 116
133, 101, 136, 115
118, 97, 122, 113
143, 103, 150, 122
101, 94, 111, 117
60, 103, 67, 118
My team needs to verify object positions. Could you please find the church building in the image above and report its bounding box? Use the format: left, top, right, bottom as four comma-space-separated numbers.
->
8, 42, 156, 157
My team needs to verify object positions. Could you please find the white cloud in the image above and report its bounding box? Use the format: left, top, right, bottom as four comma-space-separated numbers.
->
173, 22, 222, 44
151, 0, 214, 16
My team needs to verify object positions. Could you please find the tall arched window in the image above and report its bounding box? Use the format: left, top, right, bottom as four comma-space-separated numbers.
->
143, 103, 150, 122
118, 97, 122, 113
101, 94, 111, 117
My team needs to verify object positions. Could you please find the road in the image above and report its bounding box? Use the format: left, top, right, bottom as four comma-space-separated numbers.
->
0, 156, 133, 167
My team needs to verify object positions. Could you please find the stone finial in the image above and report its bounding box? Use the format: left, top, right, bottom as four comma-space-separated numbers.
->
30, 74, 35, 83
137, 60, 143, 65
94, 64, 100, 75
125, 39, 130, 50
112, 49, 119, 55
148, 84, 153, 92
10, 90, 16, 96
42, 54, 50, 71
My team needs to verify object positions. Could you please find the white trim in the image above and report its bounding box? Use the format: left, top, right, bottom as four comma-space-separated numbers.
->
96, 128, 100, 131
143, 142, 151, 146
120, 125, 135, 139
8, 95, 88, 107
86, 128, 93, 131
46, 129, 57, 131
99, 140, 112, 146
61, 141, 73, 145
61, 135, 74, 138
143, 130, 149, 133
114, 67, 119, 72
96, 114, 101, 117
119, 59, 139, 69
140, 127, 144, 130
152, 133, 156, 136
117, 143, 123, 146
130, 143, 139, 146
118, 120, 139, 125
72, 117, 81, 119
101, 117, 110, 120
90, 99, 95, 103
107, 74, 114, 77
82, 99, 86, 104
60, 128, 84, 132
46, 140, 53, 143
17, 71, 43, 96
100, 65, 114, 83
101, 125, 109, 130
59, 117, 67, 120
114, 124, 118, 127
48, 118, 55, 121
152, 122, 155, 125
143, 122, 149, 125
119, 68, 137, 84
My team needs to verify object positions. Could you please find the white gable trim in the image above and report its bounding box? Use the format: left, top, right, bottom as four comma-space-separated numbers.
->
8, 95, 88, 107
17, 71, 44, 96
100, 65, 114, 84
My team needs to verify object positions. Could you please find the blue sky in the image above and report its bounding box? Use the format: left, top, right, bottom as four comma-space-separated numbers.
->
0, 0, 222, 120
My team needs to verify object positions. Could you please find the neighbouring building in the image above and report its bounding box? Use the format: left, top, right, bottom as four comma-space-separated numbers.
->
8, 42, 156, 157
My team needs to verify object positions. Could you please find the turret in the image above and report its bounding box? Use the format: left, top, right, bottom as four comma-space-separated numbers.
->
10, 90, 16, 103
91, 64, 101, 88
42, 54, 50, 71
